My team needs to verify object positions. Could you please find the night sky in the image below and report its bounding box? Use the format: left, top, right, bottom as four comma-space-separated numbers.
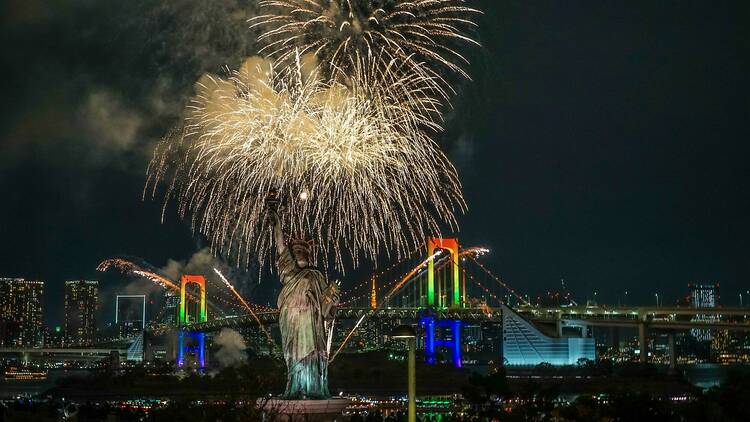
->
1, 1, 748, 325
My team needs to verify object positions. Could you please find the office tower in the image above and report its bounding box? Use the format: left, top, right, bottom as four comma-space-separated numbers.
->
64, 280, 98, 346
690, 283, 719, 342
0, 278, 44, 347
162, 292, 180, 325
690, 283, 719, 308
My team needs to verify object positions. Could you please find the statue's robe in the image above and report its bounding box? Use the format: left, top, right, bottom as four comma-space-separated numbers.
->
276, 245, 336, 399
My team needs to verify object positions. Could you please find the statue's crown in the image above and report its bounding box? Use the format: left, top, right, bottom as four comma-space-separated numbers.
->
291, 239, 313, 249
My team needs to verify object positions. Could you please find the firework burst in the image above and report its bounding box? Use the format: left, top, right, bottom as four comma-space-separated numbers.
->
146, 55, 464, 271
252, 0, 481, 95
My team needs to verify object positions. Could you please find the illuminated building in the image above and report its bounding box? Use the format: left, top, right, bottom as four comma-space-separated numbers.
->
115, 295, 146, 337
0, 278, 44, 347
64, 280, 98, 346
690, 283, 719, 342
479, 321, 502, 354
690, 283, 719, 308
162, 292, 180, 325
502, 304, 595, 366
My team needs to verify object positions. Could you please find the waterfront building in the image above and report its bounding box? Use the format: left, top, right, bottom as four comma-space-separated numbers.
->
0, 278, 44, 347
502, 304, 595, 365
64, 280, 98, 346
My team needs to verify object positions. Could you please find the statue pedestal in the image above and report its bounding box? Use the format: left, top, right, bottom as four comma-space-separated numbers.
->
258, 398, 350, 421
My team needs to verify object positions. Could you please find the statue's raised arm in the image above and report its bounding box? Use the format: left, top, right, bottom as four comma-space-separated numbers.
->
266, 194, 290, 259
269, 209, 287, 258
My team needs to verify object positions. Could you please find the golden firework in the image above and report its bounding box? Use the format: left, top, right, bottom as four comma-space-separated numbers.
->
252, 0, 481, 95
146, 56, 465, 271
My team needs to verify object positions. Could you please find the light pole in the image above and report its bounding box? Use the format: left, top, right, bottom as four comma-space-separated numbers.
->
392, 325, 417, 422
654, 293, 660, 307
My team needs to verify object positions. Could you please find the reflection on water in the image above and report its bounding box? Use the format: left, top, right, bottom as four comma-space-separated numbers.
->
2, 365, 749, 399
681, 364, 750, 390
0, 369, 93, 399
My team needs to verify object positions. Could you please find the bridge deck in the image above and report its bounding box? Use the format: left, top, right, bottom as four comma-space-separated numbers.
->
147, 305, 750, 335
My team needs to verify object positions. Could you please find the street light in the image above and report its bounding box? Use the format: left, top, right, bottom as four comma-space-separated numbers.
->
654, 293, 660, 307
392, 325, 417, 422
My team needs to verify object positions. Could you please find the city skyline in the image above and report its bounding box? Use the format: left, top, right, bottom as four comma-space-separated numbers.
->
2, 2, 749, 419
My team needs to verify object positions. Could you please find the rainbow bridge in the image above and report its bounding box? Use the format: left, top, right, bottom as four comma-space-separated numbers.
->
100, 239, 750, 370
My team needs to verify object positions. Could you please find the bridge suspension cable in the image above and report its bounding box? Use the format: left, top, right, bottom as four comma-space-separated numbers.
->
467, 256, 530, 305
330, 250, 445, 362
461, 266, 503, 307
339, 246, 424, 304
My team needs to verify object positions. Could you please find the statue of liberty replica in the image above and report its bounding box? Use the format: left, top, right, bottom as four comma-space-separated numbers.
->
267, 200, 340, 400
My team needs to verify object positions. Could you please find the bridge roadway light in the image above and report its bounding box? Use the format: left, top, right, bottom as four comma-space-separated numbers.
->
391, 325, 417, 422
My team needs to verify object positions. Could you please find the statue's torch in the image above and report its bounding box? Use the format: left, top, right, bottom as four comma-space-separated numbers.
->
266, 190, 280, 214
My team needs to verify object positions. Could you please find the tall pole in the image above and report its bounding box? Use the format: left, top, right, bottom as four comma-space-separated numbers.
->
370, 274, 377, 310
408, 337, 416, 422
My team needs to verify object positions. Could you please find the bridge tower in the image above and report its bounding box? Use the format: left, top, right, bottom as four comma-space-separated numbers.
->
177, 275, 207, 369
427, 238, 461, 308
370, 274, 377, 310
420, 316, 463, 368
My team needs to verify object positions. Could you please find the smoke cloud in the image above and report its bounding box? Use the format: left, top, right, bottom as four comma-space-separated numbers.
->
213, 328, 248, 368
79, 90, 143, 152
1, 0, 261, 171
160, 248, 224, 281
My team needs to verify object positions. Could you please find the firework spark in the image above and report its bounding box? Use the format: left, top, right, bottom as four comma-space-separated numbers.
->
97, 258, 218, 312
97, 258, 181, 291
147, 56, 465, 271
252, 0, 481, 94
213, 268, 276, 346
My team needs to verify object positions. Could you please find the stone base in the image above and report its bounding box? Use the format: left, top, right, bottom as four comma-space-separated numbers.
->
258, 398, 350, 422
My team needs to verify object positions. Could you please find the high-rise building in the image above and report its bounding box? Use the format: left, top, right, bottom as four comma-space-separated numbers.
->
64, 280, 98, 346
162, 292, 180, 325
0, 278, 44, 347
690, 283, 719, 308
690, 283, 720, 342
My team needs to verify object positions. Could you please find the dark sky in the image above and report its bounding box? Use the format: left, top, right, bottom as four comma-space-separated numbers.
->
1, 1, 748, 325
